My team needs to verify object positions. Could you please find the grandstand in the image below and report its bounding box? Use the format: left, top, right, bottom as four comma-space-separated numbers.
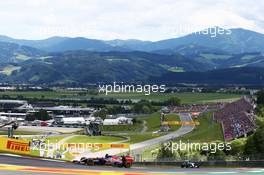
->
213, 97, 256, 141
172, 103, 223, 113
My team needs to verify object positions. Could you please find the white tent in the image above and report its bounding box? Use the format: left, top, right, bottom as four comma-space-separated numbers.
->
103, 119, 119, 125
61, 117, 85, 125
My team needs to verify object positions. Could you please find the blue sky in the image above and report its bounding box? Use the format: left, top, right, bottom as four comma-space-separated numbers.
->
0, 0, 263, 41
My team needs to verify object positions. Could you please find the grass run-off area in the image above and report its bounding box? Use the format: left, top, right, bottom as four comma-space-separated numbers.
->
142, 113, 181, 132
28, 135, 124, 144
101, 121, 143, 133
175, 112, 224, 142
0, 91, 242, 104
137, 112, 224, 161
0, 130, 42, 136
26, 135, 125, 159
123, 133, 164, 144
66, 135, 124, 143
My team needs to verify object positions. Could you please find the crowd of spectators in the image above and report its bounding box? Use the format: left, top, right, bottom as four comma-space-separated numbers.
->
172, 103, 224, 113
214, 97, 256, 141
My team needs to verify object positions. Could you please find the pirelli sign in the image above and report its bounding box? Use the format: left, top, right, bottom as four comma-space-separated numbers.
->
0, 137, 30, 155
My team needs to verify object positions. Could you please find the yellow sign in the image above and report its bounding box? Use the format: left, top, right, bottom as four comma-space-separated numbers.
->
162, 121, 200, 125
0, 137, 30, 155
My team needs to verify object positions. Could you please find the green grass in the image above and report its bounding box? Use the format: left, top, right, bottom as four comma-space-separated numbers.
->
23, 135, 65, 144
101, 122, 143, 133
0, 65, 21, 75
124, 133, 164, 144
168, 67, 184, 72
96, 92, 242, 104
27, 135, 124, 159
175, 112, 224, 142
137, 112, 224, 161
36, 56, 53, 60
0, 130, 42, 136
107, 58, 129, 62
142, 113, 181, 132
159, 64, 185, 72
241, 55, 256, 61
27, 136, 67, 158
15, 54, 31, 61
45, 135, 65, 143
66, 135, 124, 143
200, 53, 231, 60
0, 90, 77, 99
0, 91, 243, 104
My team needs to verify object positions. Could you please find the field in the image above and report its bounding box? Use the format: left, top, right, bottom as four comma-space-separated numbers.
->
174, 112, 224, 142
96, 92, 242, 104
101, 122, 143, 133
66, 135, 124, 143
0, 90, 242, 104
0, 90, 236, 161
137, 112, 224, 161
142, 113, 181, 132
0, 65, 21, 75
123, 133, 163, 144
0, 130, 43, 136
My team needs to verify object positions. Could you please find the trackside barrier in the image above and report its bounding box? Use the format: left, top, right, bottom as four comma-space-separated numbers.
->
0, 137, 30, 155
62, 143, 130, 149
35, 142, 131, 159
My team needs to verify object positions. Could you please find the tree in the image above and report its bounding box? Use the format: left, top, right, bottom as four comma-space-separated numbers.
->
245, 117, 264, 158
165, 97, 181, 106
142, 106, 151, 114
229, 138, 246, 156
132, 100, 154, 114
35, 110, 51, 121
257, 90, 264, 105
25, 114, 36, 121
157, 142, 176, 160
16, 95, 24, 100
106, 105, 127, 114
93, 109, 107, 120
244, 135, 258, 156
252, 125, 264, 154
207, 149, 226, 160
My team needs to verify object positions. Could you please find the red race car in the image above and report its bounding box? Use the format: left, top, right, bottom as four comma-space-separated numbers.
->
73, 154, 133, 168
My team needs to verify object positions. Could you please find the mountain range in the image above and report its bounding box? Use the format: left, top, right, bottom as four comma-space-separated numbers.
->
0, 27, 264, 85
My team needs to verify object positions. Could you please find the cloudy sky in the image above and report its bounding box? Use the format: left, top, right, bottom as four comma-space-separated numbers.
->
0, 0, 263, 41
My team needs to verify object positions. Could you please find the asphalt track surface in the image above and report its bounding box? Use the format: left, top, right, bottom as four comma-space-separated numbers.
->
76, 113, 195, 158
0, 154, 264, 175
1, 113, 264, 174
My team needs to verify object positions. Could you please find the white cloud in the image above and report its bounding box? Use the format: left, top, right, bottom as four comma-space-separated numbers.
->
0, 0, 263, 41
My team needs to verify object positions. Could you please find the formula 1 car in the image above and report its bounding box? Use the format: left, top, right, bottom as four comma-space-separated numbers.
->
73, 155, 133, 168
181, 160, 200, 168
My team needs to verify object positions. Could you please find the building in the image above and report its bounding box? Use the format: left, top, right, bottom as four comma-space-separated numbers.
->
103, 117, 133, 125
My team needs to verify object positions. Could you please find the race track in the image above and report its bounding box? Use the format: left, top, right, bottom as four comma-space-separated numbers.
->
76, 113, 195, 158
0, 154, 264, 175
1, 113, 264, 174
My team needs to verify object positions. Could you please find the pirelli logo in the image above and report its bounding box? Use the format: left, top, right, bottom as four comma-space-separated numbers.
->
6, 140, 30, 152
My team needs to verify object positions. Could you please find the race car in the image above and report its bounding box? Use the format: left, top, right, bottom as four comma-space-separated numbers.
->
73, 154, 133, 168
181, 160, 200, 168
